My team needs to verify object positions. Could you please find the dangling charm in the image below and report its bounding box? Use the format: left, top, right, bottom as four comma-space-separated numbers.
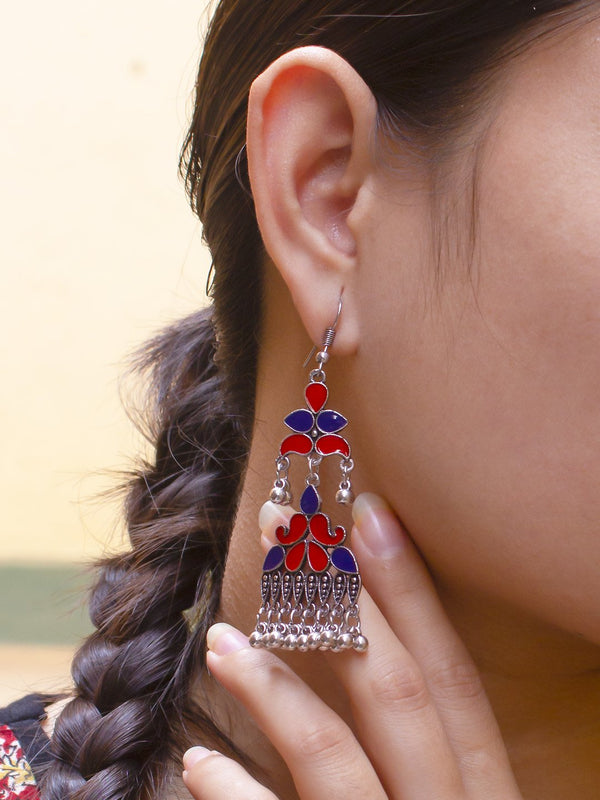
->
250, 295, 367, 652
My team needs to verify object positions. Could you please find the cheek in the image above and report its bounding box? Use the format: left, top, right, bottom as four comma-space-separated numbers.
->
351, 125, 600, 644
355, 253, 600, 644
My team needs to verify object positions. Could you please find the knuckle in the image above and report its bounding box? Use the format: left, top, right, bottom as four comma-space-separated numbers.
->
232, 647, 283, 682
459, 743, 500, 780
368, 660, 430, 713
428, 658, 485, 703
220, 647, 294, 701
296, 717, 352, 764
223, 648, 267, 686
378, 557, 423, 596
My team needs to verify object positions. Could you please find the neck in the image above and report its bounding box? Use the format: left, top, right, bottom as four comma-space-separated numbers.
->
438, 584, 600, 799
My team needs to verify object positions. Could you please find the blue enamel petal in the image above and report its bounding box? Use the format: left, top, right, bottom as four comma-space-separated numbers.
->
262, 545, 285, 572
331, 546, 358, 574
300, 485, 320, 516
316, 410, 348, 434
284, 409, 314, 433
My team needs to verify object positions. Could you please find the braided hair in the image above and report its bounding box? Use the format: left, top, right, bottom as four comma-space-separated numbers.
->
42, 309, 250, 798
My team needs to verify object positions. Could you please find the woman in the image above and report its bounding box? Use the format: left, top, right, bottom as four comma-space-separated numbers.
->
2, 1, 599, 798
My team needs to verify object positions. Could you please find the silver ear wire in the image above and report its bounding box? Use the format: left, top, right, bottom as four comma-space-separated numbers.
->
302, 290, 344, 369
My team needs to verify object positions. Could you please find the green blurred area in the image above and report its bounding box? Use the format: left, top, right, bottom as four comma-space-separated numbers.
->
0, 564, 93, 645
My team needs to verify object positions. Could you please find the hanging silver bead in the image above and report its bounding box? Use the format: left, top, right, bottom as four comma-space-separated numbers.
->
336, 487, 355, 505
270, 484, 288, 504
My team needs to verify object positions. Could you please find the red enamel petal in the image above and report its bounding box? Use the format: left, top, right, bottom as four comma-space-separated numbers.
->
308, 541, 329, 573
334, 525, 346, 544
315, 434, 350, 458
309, 513, 331, 544
280, 433, 313, 456
277, 513, 308, 545
275, 524, 287, 544
305, 382, 328, 413
309, 513, 345, 545
285, 541, 306, 572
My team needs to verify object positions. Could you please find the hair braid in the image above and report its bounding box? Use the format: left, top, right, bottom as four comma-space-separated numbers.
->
41, 307, 250, 799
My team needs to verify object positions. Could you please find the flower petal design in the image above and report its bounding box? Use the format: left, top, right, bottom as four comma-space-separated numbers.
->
280, 433, 313, 456
262, 545, 285, 572
276, 513, 308, 545
309, 513, 346, 546
331, 546, 358, 574
307, 541, 329, 572
315, 434, 350, 458
285, 541, 307, 572
300, 485, 320, 516
316, 410, 348, 433
284, 409, 314, 433
305, 382, 328, 413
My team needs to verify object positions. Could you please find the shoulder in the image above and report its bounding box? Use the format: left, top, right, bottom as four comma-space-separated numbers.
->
0, 694, 52, 799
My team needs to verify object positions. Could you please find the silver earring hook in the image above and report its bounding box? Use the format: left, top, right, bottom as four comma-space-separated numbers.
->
302, 290, 344, 368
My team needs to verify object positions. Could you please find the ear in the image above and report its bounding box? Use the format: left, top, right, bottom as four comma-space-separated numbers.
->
246, 46, 377, 354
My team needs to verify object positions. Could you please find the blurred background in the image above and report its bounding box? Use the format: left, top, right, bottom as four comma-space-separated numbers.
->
1, 0, 212, 705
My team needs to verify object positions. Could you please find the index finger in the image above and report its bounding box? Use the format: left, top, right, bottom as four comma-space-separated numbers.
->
346, 494, 521, 799
206, 624, 387, 800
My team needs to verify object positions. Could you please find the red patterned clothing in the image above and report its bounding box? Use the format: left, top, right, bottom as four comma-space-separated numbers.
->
0, 726, 39, 799
0, 696, 50, 800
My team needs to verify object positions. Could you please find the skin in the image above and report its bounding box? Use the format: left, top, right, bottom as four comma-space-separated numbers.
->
41, 13, 599, 800
180, 17, 600, 800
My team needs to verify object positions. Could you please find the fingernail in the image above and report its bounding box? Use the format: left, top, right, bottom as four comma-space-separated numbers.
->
352, 493, 405, 558
258, 500, 294, 533
183, 746, 210, 769
206, 623, 249, 655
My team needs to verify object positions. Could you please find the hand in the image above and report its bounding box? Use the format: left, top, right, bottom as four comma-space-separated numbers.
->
182, 493, 522, 799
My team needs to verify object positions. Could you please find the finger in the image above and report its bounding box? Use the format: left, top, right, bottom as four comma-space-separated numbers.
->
258, 500, 517, 798
183, 746, 278, 800
350, 494, 520, 798
206, 623, 386, 800
327, 589, 466, 799
259, 500, 465, 799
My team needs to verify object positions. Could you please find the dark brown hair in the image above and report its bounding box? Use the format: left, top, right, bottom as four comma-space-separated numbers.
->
41, 2, 590, 798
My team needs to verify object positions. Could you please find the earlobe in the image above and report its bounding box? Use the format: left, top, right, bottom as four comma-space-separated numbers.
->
246, 46, 377, 353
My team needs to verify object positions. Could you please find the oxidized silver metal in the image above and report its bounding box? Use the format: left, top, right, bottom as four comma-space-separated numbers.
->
251, 292, 367, 653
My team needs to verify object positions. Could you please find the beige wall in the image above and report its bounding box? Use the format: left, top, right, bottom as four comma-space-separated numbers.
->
1, 1, 213, 564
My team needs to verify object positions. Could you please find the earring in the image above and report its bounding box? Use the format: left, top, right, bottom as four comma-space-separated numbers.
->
249, 294, 368, 652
